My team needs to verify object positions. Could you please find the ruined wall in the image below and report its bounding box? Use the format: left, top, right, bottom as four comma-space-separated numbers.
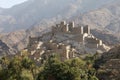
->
83, 25, 90, 34
62, 24, 69, 33
71, 27, 83, 34
85, 37, 103, 48
43, 42, 74, 60
27, 21, 109, 63
85, 38, 99, 44
52, 21, 91, 35
44, 42, 58, 50
73, 34, 84, 42
52, 21, 91, 36
69, 22, 75, 29
85, 43, 98, 48
52, 24, 61, 33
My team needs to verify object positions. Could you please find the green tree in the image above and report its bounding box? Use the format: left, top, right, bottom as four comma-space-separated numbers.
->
37, 55, 99, 80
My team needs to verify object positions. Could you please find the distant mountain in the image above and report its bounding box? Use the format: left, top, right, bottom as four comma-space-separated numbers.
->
0, 7, 3, 13
74, 0, 120, 37
0, 0, 115, 32
0, 0, 120, 55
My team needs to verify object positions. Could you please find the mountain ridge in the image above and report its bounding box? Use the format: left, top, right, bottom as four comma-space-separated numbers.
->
0, 0, 115, 32
0, 0, 120, 55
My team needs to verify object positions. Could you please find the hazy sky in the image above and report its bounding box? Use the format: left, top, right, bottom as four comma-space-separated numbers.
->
0, 0, 28, 8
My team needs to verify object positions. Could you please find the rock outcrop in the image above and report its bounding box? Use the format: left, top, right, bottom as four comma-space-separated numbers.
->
0, 40, 15, 57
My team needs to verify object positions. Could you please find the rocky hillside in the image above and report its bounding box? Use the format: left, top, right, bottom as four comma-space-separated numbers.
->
96, 45, 120, 80
0, 30, 27, 51
0, 40, 15, 57
91, 29, 120, 45
0, 20, 53, 51
102, 45, 120, 61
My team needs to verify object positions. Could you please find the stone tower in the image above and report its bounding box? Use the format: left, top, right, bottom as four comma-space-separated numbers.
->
83, 25, 90, 34
69, 21, 75, 28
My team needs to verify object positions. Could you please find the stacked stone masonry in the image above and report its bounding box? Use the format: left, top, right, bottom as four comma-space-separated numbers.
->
27, 21, 110, 63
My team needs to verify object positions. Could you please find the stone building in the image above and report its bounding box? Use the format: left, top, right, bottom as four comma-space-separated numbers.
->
27, 21, 110, 63
28, 40, 76, 64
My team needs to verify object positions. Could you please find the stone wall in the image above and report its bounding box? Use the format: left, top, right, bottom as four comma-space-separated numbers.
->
72, 34, 84, 42
85, 38, 99, 44
71, 27, 83, 34
27, 21, 109, 63
83, 25, 90, 34
52, 21, 90, 35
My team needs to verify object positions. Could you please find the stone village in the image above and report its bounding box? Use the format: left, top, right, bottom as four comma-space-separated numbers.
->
27, 21, 110, 63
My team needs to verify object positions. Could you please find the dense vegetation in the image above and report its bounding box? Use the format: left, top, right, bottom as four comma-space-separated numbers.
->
0, 52, 99, 80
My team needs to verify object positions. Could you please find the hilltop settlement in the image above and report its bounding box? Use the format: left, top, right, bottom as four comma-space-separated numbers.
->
27, 21, 110, 63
